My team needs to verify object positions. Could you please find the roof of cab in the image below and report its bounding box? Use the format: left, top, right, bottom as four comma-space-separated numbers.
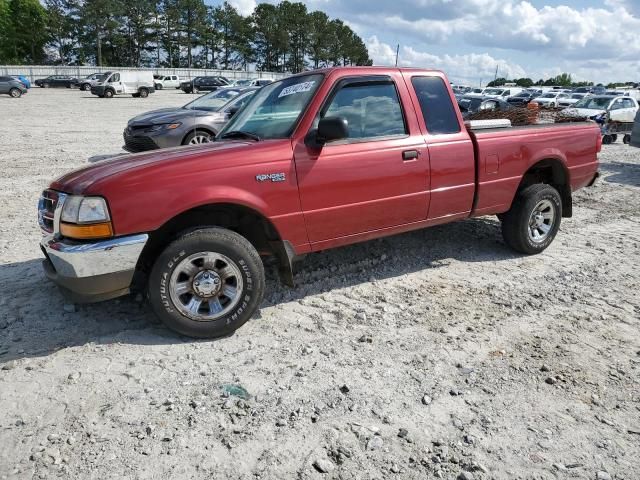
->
289, 66, 446, 77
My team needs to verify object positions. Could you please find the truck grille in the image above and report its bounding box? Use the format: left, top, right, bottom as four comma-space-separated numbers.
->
38, 189, 59, 233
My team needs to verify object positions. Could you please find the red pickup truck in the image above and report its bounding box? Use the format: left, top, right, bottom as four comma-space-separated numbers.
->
38, 67, 600, 338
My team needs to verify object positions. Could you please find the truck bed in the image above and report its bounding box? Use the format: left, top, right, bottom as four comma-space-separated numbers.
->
468, 121, 600, 216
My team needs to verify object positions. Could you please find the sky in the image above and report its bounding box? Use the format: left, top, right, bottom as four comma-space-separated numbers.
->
214, 0, 640, 86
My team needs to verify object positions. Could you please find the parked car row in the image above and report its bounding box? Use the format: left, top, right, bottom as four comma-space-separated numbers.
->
2, 72, 274, 99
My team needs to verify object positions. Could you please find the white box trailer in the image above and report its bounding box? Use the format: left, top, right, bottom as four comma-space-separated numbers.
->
91, 71, 156, 98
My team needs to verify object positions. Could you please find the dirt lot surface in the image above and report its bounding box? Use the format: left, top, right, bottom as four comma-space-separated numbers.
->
0, 89, 639, 480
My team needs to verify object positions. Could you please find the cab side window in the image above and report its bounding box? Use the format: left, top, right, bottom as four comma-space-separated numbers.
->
322, 81, 407, 140
111, 73, 120, 83
411, 76, 461, 135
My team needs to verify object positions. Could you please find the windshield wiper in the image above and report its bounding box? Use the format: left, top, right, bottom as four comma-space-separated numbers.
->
218, 130, 261, 141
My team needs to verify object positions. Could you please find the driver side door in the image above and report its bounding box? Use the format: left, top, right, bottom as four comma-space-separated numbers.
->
293, 74, 429, 246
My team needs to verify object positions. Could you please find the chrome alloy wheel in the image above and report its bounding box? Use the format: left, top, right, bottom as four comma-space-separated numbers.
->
528, 199, 555, 243
189, 134, 212, 144
169, 252, 243, 321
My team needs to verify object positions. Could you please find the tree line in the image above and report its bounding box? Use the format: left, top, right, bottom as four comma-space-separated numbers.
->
487, 74, 596, 89
0, 0, 372, 73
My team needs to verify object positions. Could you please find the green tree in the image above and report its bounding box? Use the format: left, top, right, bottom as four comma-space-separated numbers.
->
308, 10, 330, 69
252, 3, 280, 71
3, 0, 48, 63
45, 0, 76, 64
515, 77, 534, 87
0, 0, 11, 62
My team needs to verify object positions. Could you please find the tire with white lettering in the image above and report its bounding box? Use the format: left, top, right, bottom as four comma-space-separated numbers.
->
500, 184, 562, 255
148, 227, 265, 338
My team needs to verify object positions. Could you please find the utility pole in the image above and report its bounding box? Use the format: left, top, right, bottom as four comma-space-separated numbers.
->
494, 64, 499, 82
395, 44, 399, 67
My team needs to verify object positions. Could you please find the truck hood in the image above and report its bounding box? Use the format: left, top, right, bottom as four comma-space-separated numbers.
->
51, 140, 254, 194
128, 108, 211, 126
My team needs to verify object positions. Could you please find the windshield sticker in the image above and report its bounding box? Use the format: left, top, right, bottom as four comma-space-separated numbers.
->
278, 81, 316, 98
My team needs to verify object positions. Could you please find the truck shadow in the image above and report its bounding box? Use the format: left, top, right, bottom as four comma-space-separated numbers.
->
601, 160, 640, 187
0, 218, 516, 363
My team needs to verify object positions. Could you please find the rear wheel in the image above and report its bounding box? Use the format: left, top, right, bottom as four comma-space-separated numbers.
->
9, 88, 22, 98
623, 134, 631, 144
148, 228, 265, 338
610, 134, 618, 143
501, 184, 562, 254
184, 130, 214, 145
139, 88, 149, 98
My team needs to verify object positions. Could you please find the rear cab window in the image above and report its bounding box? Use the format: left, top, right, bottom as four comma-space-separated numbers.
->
411, 76, 461, 135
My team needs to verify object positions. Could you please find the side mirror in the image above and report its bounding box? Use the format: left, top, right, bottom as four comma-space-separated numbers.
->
317, 116, 349, 144
227, 106, 240, 118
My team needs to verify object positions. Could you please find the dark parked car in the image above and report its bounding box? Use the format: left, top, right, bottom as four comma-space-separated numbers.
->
76, 73, 107, 91
0, 76, 28, 97
458, 96, 514, 118
180, 76, 228, 94
507, 91, 538, 106
630, 109, 640, 148
123, 86, 257, 152
34, 75, 78, 88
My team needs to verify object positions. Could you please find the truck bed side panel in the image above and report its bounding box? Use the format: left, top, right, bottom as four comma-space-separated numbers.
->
470, 123, 600, 216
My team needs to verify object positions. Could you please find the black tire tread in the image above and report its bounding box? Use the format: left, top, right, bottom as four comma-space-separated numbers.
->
148, 227, 265, 338
501, 183, 562, 254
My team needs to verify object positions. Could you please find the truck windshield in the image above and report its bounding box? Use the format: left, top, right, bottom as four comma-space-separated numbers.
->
217, 74, 323, 140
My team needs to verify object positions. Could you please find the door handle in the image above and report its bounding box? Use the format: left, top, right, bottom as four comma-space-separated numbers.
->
402, 150, 419, 161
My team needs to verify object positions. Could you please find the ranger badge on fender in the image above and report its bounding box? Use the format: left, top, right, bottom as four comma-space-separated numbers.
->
256, 173, 286, 183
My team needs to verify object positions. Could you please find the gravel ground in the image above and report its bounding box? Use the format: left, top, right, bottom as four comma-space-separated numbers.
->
0, 88, 639, 480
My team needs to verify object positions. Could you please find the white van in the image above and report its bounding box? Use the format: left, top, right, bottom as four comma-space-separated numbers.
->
91, 71, 155, 98
483, 87, 524, 98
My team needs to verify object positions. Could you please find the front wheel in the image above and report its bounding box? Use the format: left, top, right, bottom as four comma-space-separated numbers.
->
104, 89, 114, 98
148, 228, 265, 338
623, 134, 631, 144
82, 83, 91, 91
184, 130, 214, 145
501, 184, 562, 254
9, 88, 22, 98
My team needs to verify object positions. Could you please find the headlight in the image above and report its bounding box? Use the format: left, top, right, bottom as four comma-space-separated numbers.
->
149, 123, 181, 132
61, 196, 110, 223
60, 196, 113, 240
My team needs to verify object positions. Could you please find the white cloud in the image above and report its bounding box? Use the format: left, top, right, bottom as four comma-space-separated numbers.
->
367, 35, 527, 85
228, 0, 257, 16
355, 1, 640, 82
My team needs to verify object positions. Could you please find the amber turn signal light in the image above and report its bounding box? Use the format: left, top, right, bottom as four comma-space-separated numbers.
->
60, 222, 113, 239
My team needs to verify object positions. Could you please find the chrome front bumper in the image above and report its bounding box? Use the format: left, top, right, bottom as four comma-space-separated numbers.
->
41, 233, 148, 302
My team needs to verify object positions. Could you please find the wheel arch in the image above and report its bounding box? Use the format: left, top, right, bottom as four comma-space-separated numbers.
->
517, 157, 572, 217
181, 126, 217, 145
132, 202, 295, 289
